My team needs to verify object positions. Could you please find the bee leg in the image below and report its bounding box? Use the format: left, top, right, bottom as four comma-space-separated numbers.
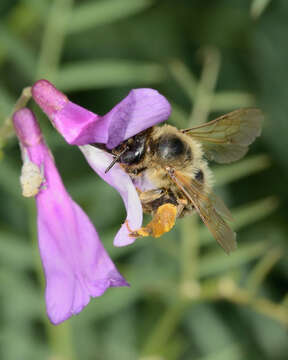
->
176, 198, 188, 217
128, 203, 177, 238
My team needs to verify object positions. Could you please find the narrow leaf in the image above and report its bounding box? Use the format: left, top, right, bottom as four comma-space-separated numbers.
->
56, 60, 164, 91
68, 0, 153, 34
214, 155, 271, 186
168, 59, 197, 101
0, 232, 33, 270
200, 197, 279, 245
199, 241, 271, 278
0, 24, 36, 80
211, 91, 255, 111
0, 86, 15, 118
251, 0, 272, 19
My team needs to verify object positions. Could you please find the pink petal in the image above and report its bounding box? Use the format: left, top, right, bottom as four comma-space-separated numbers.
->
32, 79, 171, 147
32, 79, 68, 117
104, 88, 171, 149
32, 80, 105, 145
79, 145, 143, 246
13, 108, 128, 325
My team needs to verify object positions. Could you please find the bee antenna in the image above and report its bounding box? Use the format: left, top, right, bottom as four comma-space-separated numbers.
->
104, 147, 128, 173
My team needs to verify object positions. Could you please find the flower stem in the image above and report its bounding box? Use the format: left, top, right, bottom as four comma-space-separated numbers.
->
46, 322, 75, 360
0, 86, 31, 148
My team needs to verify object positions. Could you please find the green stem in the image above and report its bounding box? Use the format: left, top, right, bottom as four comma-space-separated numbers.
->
141, 301, 187, 356
0, 87, 32, 148
168, 59, 197, 102
213, 154, 271, 187
245, 247, 283, 295
141, 208, 200, 357
223, 286, 288, 326
11, 87, 32, 112
200, 279, 288, 326
210, 91, 255, 111
169, 101, 189, 128
179, 215, 200, 299
36, 0, 74, 81
188, 47, 221, 126
46, 322, 75, 360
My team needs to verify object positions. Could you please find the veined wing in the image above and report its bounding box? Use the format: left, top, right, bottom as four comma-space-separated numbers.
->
182, 108, 263, 163
167, 168, 237, 253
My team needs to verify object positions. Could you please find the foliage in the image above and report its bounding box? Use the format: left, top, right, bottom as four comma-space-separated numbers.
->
0, 1, 287, 359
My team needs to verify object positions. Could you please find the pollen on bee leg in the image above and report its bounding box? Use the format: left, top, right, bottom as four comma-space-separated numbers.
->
128, 203, 177, 238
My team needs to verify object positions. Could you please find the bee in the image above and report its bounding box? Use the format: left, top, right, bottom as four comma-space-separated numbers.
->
104, 108, 263, 253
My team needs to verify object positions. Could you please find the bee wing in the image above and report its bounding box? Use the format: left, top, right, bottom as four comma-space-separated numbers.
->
182, 108, 263, 163
167, 169, 237, 253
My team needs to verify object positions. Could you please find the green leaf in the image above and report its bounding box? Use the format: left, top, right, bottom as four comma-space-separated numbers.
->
35, 0, 74, 81
55, 60, 165, 91
76, 282, 140, 323
168, 59, 197, 101
68, 0, 153, 34
213, 154, 271, 187
1, 328, 47, 360
186, 305, 236, 358
251, 0, 272, 19
229, 197, 279, 233
0, 158, 23, 200
0, 24, 36, 80
101, 309, 138, 360
195, 344, 244, 360
0, 269, 43, 319
200, 197, 279, 245
199, 241, 271, 278
0, 86, 15, 118
0, 157, 23, 199
0, 231, 33, 270
245, 247, 283, 294
169, 102, 189, 128
210, 91, 255, 112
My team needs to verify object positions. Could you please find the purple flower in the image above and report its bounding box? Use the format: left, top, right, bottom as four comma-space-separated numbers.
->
13, 108, 128, 325
32, 79, 171, 149
32, 80, 171, 246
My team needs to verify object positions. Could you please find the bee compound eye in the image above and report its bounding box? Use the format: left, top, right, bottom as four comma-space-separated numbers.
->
157, 135, 185, 160
119, 137, 146, 165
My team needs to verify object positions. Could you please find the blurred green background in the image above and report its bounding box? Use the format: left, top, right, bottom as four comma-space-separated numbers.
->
0, 0, 287, 359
